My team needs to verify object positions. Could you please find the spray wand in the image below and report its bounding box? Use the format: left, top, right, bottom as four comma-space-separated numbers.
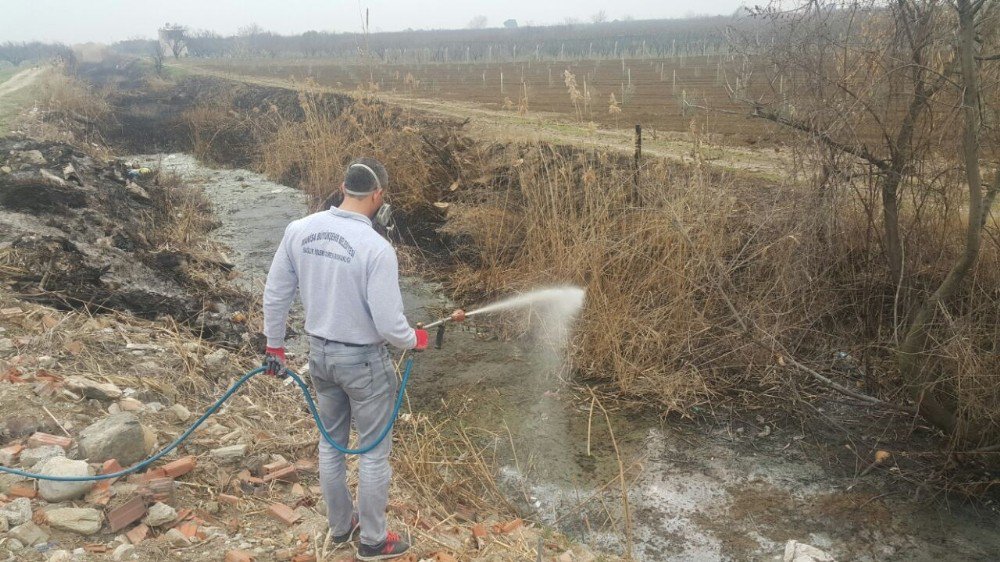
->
419, 308, 466, 349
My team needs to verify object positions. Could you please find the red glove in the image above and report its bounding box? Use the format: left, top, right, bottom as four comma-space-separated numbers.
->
263, 346, 287, 377
413, 329, 429, 351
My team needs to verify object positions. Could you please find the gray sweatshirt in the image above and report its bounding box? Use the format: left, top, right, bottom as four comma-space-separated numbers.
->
263, 207, 417, 349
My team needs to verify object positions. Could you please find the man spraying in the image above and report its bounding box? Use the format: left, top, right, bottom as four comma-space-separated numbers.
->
262, 157, 459, 559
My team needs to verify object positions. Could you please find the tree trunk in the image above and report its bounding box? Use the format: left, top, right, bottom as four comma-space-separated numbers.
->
898, 0, 987, 445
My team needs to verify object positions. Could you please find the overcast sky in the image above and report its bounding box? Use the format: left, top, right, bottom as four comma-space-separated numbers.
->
1, 0, 745, 45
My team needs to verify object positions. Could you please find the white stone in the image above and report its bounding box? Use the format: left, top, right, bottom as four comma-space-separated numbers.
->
37, 457, 94, 502
210, 444, 246, 463
143, 502, 177, 527
165, 527, 190, 547
45, 507, 103, 535
65, 376, 123, 401
46, 549, 73, 562
0, 497, 33, 526
77, 413, 155, 465
112, 543, 136, 561
784, 540, 835, 562
20, 444, 65, 468
169, 404, 191, 422
9, 521, 49, 546
203, 348, 230, 370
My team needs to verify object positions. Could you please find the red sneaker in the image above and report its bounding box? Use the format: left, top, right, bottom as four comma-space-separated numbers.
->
356, 531, 410, 560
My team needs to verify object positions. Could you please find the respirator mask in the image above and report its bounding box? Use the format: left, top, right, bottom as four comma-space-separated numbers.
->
374, 203, 396, 232
347, 163, 395, 233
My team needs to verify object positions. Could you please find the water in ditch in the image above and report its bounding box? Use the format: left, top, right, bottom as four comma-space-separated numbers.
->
136, 153, 1000, 561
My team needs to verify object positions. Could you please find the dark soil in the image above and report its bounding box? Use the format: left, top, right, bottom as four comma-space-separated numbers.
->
0, 136, 249, 346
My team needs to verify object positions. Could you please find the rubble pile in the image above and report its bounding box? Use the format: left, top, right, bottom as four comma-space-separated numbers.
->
0, 287, 586, 561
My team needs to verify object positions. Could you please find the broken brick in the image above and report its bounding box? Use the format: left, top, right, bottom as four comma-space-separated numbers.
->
262, 465, 298, 483
126, 523, 150, 545
218, 494, 240, 505
85, 483, 112, 507
225, 551, 255, 562
494, 518, 523, 534
162, 456, 197, 478
471, 523, 488, 539
102, 458, 124, 474
291, 555, 317, 562
0, 443, 23, 465
177, 521, 199, 538
108, 496, 147, 532
140, 477, 175, 503
83, 544, 108, 553
263, 460, 291, 474
27, 432, 72, 450
142, 468, 168, 481
267, 503, 301, 526
8, 483, 36, 498
293, 459, 317, 473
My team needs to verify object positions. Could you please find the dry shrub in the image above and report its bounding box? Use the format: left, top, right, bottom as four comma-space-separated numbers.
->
38, 70, 110, 124
259, 87, 440, 214
182, 81, 1000, 435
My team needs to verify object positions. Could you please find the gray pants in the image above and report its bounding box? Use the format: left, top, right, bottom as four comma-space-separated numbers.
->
309, 337, 397, 546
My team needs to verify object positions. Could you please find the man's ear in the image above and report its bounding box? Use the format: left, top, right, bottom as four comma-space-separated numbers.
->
340, 182, 347, 194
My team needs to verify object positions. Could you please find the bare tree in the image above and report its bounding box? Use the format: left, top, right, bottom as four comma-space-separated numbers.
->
591, 10, 608, 24
729, 0, 1000, 445
467, 15, 488, 29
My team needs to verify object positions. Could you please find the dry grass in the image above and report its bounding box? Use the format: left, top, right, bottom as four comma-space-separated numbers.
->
181, 81, 1000, 442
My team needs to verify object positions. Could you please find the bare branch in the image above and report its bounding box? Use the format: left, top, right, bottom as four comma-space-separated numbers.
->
746, 102, 891, 170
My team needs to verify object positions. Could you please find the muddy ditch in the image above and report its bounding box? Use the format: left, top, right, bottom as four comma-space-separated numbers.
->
69, 66, 1000, 561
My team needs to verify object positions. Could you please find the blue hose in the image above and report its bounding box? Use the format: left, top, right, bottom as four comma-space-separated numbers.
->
0, 357, 413, 482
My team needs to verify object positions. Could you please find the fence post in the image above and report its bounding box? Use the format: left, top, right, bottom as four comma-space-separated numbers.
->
633, 124, 642, 202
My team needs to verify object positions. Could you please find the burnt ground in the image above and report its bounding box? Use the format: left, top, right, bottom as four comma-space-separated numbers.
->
0, 136, 251, 347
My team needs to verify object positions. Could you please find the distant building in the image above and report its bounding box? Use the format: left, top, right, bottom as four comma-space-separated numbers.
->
158, 25, 188, 58
504, 19, 518, 29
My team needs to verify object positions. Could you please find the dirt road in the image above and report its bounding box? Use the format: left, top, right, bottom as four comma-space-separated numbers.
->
171, 62, 790, 179
0, 66, 46, 98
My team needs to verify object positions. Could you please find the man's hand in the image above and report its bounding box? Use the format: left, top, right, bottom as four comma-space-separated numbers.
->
450, 309, 466, 322
413, 329, 429, 352
263, 346, 287, 377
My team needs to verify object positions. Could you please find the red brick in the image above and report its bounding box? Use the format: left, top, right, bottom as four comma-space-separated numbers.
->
471, 523, 488, 539
225, 550, 254, 562
162, 456, 197, 478
8, 483, 36, 498
142, 468, 168, 481
293, 459, 317, 473
27, 432, 72, 450
262, 465, 298, 483
291, 555, 317, 562
177, 521, 199, 538
267, 503, 301, 526
85, 483, 112, 507
83, 544, 108, 553
1, 443, 23, 457
218, 494, 240, 506
126, 523, 149, 545
102, 459, 124, 474
108, 496, 147, 532
263, 460, 291, 474
139, 477, 174, 503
